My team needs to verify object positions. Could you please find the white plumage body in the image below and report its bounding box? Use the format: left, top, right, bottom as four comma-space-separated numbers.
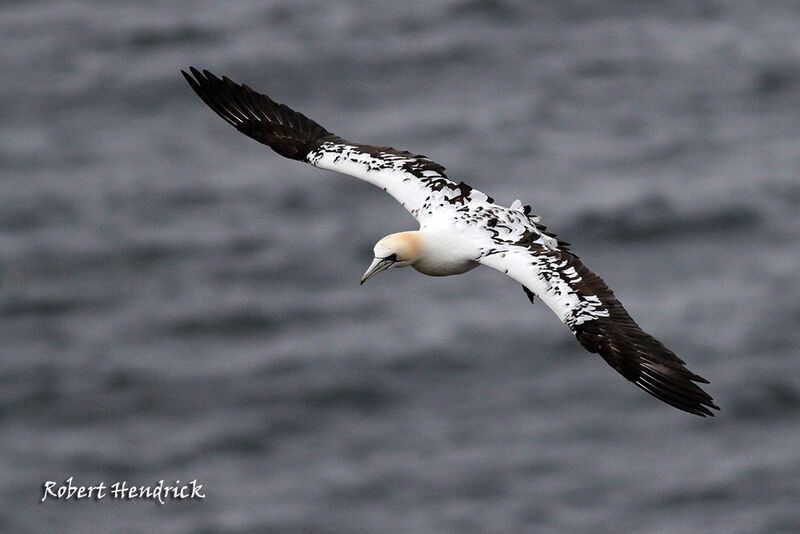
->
410, 228, 480, 277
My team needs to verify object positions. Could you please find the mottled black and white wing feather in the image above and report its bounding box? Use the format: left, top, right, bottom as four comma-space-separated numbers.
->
478, 215, 719, 417
182, 67, 488, 222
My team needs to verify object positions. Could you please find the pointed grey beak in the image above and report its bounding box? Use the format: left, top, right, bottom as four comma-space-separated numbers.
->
360, 257, 395, 285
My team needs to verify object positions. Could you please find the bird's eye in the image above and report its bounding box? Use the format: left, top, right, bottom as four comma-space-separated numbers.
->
385, 253, 397, 262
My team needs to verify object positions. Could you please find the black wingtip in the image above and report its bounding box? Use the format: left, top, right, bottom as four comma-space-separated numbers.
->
181, 68, 199, 91
572, 310, 721, 417
181, 66, 335, 161
183, 66, 204, 82
182, 66, 334, 161
693, 397, 721, 417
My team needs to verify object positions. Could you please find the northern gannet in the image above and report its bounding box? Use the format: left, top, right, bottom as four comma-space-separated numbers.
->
182, 67, 719, 417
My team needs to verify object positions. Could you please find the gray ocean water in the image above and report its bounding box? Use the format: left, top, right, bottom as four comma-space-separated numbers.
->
2, 1, 800, 532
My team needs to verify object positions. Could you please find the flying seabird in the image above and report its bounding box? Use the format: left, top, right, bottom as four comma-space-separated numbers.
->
182, 67, 720, 417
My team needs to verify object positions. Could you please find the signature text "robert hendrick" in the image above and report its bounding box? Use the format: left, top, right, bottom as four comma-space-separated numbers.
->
41, 477, 205, 505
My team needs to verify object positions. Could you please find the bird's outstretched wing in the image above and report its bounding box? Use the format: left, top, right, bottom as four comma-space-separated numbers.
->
182, 67, 491, 222
478, 214, 719, 416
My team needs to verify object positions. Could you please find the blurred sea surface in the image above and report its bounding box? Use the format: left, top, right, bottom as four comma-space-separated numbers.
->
1, 1, 799, 533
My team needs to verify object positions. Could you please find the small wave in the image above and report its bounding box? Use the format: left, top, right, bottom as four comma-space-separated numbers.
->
385, 350, 476, 374
0, 196, 78, 232
658, 483, 735, 508
108, 188, 222, 212
726, 379, 800, 420
1, 294, 113, 318
299, 382, 395, 412
447, 0, 522, 22
754, 64, 799, 95
574, 196, 760, 241
165, 308, 283, 338
126, 25, 220, 49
